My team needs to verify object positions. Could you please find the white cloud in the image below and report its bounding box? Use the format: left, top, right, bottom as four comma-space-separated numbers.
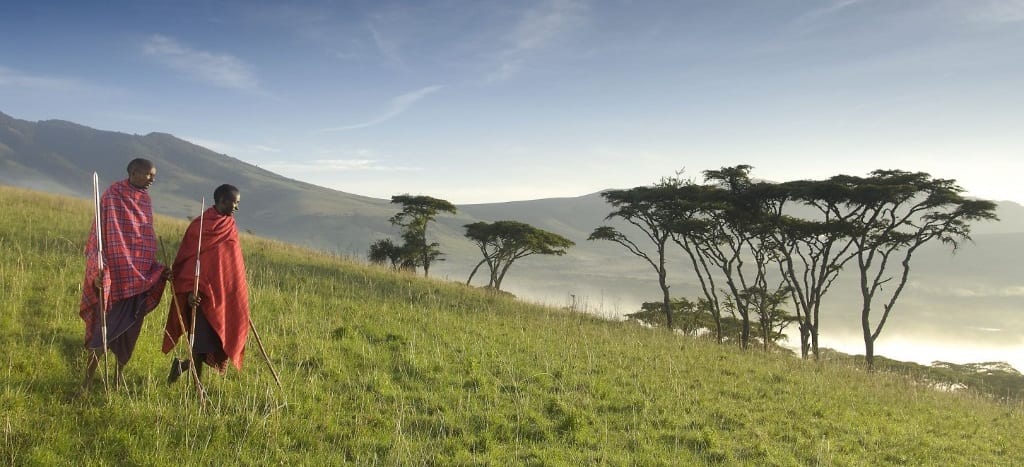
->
966, 0, 1024, 23
911, 282, 1024, 298
181, 137, 283, 157
318, 85, 442, 132
794, 0, 863, 25
367, 20, 408, 70
261, 159, 419, 172
0, 66, 90, 91
181, 136, 238, 155
142, 35, 261, 91
488, 0, 588, 81
511, 0, 587, 51
251, 144, 281, 153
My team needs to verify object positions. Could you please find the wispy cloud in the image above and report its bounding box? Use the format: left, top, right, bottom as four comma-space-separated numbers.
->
142, 35, 261, 92
251, 144, 281, 153
181, 136, 282, 157
367, 20, 409, 70
261, 159, 419, 172
318, 85, 443, 132
0, 66, 91, 91
792, 0, 864, 31
965, 0, 1024, 23
912, 283, 1024, 298
488, 0, 588, 81
181, 136, 239, 154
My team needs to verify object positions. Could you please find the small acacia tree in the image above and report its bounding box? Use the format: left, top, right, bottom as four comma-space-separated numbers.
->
464, 220, 574, 291
625, 297, 708, 336
388, 194, 457, 277
368, 238, 414, 271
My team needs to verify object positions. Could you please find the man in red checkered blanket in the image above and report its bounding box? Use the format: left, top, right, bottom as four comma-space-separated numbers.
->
80, 158, 169, 390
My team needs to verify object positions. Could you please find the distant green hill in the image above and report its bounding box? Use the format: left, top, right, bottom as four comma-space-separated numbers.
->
2, 185, 1022, 464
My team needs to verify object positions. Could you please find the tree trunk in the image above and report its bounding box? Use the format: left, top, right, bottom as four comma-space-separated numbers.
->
659, 271, 673, 330
714, 313, 723, 344
798, 321, 810, 359
864, 333, 875, 371
811, 325, 819, 360
862, 303, 876, 370
811, 301, 822, 360
741, 317, 750, 350
466, 259, 486, 285
488, 266, 498, 288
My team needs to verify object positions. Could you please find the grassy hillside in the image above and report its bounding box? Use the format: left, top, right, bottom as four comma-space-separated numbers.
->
1, 185, 1021, 465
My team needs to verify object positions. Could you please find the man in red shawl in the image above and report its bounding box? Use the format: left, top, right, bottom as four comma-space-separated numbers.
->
164, 184, 249, 385
80, 158, 169, 390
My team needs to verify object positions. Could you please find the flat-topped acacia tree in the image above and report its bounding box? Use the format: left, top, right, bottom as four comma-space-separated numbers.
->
832, 170, 998, 369
590, 183, 681, 330
388, 194, 457, 278
464, 220, 573, 291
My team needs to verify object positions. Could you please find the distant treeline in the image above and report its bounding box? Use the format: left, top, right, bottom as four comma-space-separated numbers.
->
589, 165, 997, 370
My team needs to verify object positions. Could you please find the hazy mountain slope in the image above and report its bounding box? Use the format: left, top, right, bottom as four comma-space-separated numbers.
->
0, 110, 399, 253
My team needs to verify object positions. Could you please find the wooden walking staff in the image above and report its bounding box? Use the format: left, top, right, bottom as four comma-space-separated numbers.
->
189, 197, 206, 405
92, 172, 109, 392
248, 318, 283, 391
159, 237, 206, 400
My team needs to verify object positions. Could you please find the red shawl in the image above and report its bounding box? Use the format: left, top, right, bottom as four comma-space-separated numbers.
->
79, 179, 166, 343
162, 206, 250, 370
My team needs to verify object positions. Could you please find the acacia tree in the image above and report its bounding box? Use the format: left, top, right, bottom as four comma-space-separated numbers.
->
464, 220, 574, 291
368, 238, 415, 271
660, 180, 726, 341
835, 170, 998, 369
626, 297, 708, 336
686, 165, 781, 349
763, 180, 860, 359
388, 194, 457, 277
741, 286, 796, 352
590, 184, 680, 330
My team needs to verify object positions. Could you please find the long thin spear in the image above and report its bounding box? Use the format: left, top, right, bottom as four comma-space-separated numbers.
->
190, 197, 204, 355
92, 172, 109, 392
190, 198, 206, 405
159, 237, 206, 400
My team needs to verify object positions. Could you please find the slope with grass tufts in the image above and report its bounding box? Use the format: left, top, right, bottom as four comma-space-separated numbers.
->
0, 184, 1020, 465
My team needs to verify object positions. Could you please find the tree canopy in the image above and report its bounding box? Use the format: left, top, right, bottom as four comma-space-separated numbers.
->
590, 183, 682, 329
465, 220, 574, 291
387, 194, 457, 277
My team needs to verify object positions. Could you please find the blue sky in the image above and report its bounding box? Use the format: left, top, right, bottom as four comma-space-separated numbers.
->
2, 0, 1022, 204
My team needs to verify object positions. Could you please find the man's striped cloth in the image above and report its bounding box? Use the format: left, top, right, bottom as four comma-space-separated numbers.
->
79, 179, 166, 344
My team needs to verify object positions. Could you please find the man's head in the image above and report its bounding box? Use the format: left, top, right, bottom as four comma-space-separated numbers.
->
213, 184, 241, 216
127, 158, 156, 190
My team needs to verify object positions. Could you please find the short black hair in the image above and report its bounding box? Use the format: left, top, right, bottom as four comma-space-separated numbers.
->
214, 184, 240, 204
127, 158, 154, 174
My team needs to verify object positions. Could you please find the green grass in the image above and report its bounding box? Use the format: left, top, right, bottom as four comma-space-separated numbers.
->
1, 184, 1022, 465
